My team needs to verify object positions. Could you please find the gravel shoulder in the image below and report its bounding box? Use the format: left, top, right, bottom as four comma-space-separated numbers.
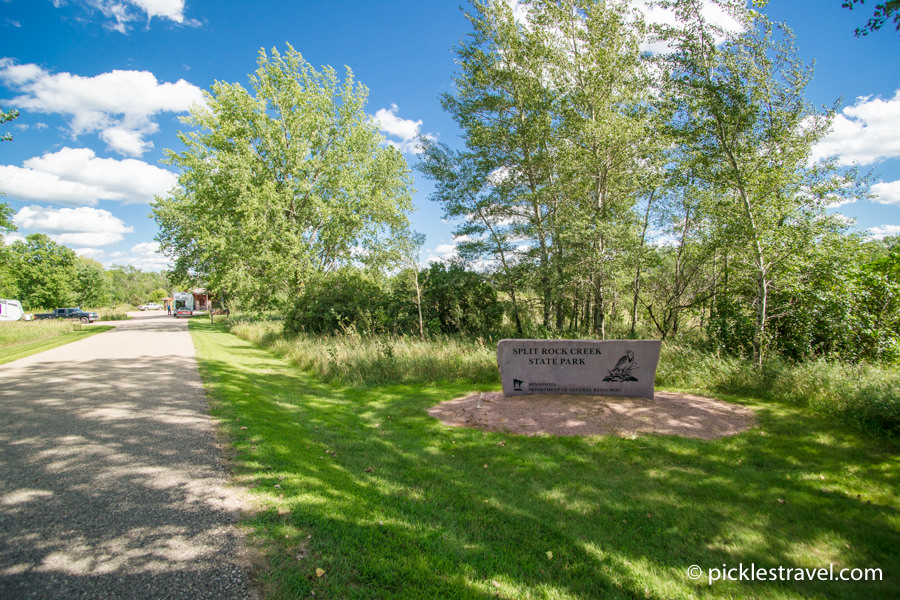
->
0, 312, 255, 599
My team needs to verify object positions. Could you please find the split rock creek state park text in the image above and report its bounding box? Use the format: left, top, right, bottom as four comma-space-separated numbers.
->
511, 346, 603, 365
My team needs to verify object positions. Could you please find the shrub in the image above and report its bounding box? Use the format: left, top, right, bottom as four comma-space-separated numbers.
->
284, 269, 388, 335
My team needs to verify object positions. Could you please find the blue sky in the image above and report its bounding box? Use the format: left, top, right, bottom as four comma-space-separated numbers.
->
1, 0, 899, 271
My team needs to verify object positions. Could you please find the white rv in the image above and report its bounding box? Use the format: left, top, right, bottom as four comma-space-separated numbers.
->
0, 299, 25, 321
172, 291, 194, 317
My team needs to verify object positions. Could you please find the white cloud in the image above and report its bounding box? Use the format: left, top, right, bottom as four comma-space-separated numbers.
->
0, 147, 178, 205
871, 180, 900, 206
106, 240, 170, 271
812, 90, 900, 166
13, 205, 134, 246
372, 104, 434, 155
868, 225, 900, 240
0, 59, 203, 156
635, 0, 745, 53
74, 247, 106, 260
425, 242, 459, 264
54, 0, 193, 33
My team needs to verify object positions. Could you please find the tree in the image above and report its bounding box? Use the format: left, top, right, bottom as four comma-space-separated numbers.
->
658, 0, 868, 365
842, 0, 900, 37
153, 45, 414, 309
423, 0, 656, 336
10, 234, 77, 310
73, 257, 110, 307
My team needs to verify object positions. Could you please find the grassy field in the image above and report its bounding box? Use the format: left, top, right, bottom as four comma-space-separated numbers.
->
0, 320, 113, 364
226, 319, 899, 437
190, 320, 899, 600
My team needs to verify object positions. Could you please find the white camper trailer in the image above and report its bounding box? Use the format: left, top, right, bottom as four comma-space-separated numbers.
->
0, 299, 25, 321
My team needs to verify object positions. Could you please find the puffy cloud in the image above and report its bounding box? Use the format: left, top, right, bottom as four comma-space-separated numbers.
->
372, 104, 435, 155
0, 147, 179, 205
812, 90, 900, 166
13, 205, 134, 247
0, 59, 204, 156
868, 225, 900, 240
871, 180, 900, 206
106, 240, 171, 271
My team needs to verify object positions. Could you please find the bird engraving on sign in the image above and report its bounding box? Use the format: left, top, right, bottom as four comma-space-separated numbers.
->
602, 350, 639, 382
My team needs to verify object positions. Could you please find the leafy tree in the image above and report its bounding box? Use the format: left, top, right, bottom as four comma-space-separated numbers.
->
154, 45, 414, 309
72, 257, 110, 308
150, 287, 169, 302
10, 234, 77, 310
106, 266, 168, 306
658, 0, 867, 365
423, 0, 656, 336
842, 0, 900, 37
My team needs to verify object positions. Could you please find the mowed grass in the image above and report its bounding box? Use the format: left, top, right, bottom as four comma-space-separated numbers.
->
189, 320, 900, 600
0, 320, 113, 365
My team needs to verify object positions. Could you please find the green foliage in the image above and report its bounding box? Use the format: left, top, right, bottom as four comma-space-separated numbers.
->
9, 234, 77, 310
0, 105, 17, 143
105, 266, 168, 307
284, 269, 388, 335
153, 45, 414, 309
150, 288, 169, 303
843, 0, 900, 37
72, 257, 110, 308
230, 318, 498, 387
419, 263, 502, 336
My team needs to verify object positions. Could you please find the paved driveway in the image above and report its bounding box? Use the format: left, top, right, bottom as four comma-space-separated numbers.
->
0, 313, 255, 599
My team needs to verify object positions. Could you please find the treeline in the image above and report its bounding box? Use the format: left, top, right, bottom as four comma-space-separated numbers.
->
152, 0, 899, 368
286, 234, 900, 364
0, 233, 168, 310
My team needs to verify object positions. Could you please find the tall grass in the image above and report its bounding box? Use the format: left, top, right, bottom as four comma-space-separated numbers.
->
225, 316, 899, 437
0, 319, 81, 348
228, 318, 497, 387
96, 306, 130, 321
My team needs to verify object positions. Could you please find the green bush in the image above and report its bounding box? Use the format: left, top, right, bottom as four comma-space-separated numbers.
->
284, 269, 388, 335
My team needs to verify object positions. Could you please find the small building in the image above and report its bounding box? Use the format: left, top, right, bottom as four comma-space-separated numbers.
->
191, 289, 210, 311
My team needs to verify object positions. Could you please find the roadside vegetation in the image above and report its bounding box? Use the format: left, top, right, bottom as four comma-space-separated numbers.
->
191, 320, 900, 600
0, 320, 113, 364
226, 315, 899, 438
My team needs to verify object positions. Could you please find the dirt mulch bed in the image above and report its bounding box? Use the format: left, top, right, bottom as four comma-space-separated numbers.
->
428, 391, 755, 439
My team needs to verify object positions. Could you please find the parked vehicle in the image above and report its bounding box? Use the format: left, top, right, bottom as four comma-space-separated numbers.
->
139, 302, 161, 311
0, 299, 26, 321
172, 292, 194, 318
33, 307, 99, 324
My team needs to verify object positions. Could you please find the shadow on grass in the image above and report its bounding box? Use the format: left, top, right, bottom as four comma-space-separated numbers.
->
190, 321, 900, 600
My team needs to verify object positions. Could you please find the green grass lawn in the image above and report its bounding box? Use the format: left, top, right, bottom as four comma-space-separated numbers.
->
0, 323, 113, 365
189, 320, 899, 599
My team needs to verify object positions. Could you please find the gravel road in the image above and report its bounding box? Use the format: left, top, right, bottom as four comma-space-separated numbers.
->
0, 313, 256, 599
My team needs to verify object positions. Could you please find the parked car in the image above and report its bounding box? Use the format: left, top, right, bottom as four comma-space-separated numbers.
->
33, 307, 99, 323
139, 302, 161, 311
174, 307, 193, 318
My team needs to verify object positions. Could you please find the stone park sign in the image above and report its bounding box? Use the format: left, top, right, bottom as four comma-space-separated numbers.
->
497, 339, 662, 399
